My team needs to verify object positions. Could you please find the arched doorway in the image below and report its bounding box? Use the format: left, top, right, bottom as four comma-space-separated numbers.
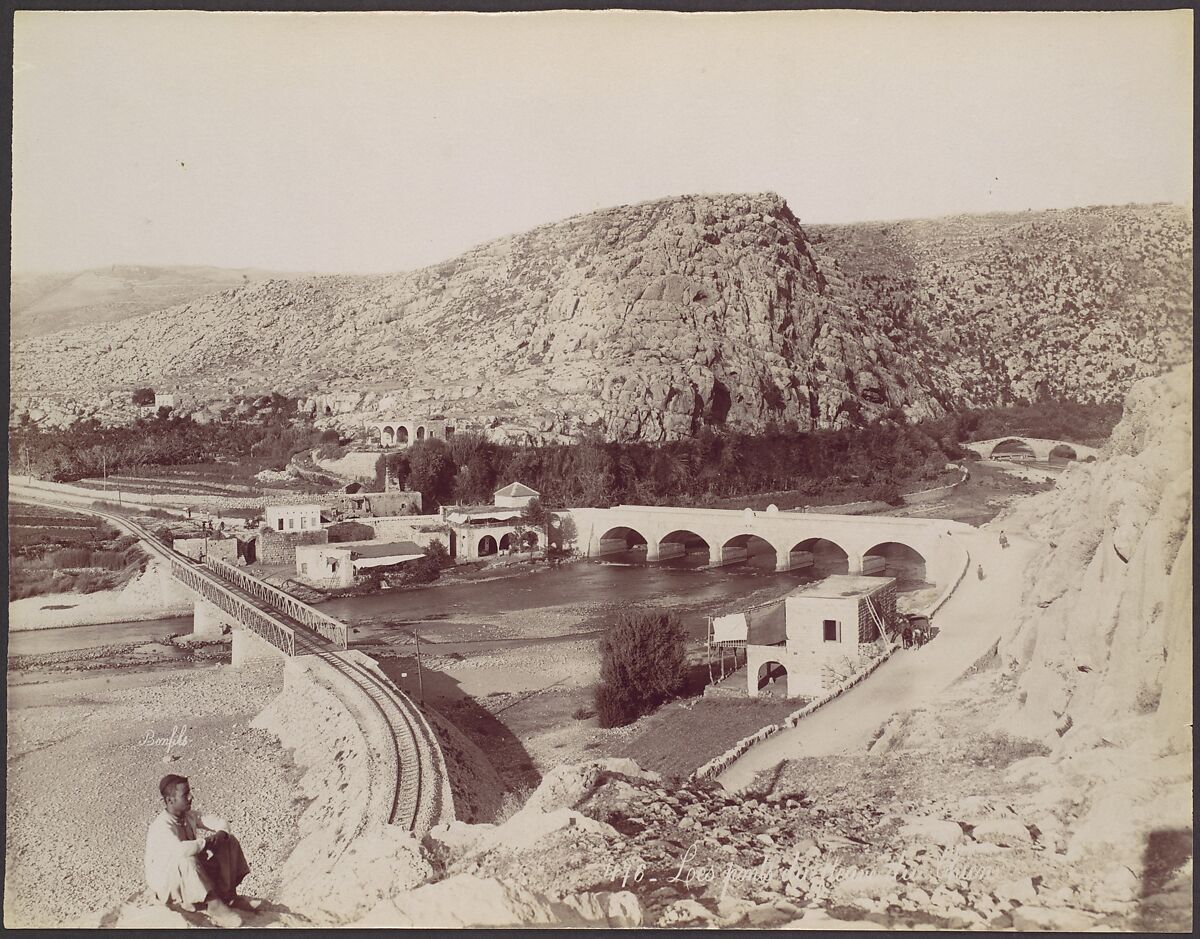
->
789, 537, 850, 576
720, 533, 778, 571
416, 426, 426, 441
655, 529, 709, 567
862, 542, 928, 588
499, 532, 514, 552
990, 438, 1036, 462
398, 426, 409, 444
757, 661, 788, 696
478, 535, 498, 557
381, 426, 395, 446
597, 526, 648, 560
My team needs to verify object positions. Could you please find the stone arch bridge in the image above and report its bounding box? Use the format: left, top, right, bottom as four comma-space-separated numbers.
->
570, 505, 972, 587
961, 437, 1100, 462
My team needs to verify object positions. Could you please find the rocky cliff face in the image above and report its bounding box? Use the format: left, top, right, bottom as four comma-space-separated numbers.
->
10, 196, 1191, 442
994, 363, 1191, 750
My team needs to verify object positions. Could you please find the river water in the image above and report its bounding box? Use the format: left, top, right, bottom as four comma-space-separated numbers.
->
10, 548, 928, 656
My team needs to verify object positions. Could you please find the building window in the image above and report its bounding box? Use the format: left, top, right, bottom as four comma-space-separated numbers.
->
300, 517, 308, 529
277, 519, 284, 531
288, 518, 295, 530
823, 619, 840, 642
300, 563, 308, 574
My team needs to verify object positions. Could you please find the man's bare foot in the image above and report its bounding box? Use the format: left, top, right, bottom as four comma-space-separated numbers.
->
179, 902, 199, 913
206, 898, 243, 928
229, 895, 259, 912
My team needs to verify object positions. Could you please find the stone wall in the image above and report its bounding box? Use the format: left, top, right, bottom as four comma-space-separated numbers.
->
257, 528, 329, 565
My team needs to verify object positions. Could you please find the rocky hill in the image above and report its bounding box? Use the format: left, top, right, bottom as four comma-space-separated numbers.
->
9, 264, 303, 340
9, 196, 1191, 442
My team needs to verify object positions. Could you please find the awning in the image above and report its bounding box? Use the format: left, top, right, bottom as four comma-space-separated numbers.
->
712, 612, 748, 643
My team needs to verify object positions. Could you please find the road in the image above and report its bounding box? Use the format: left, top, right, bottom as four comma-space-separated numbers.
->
716, 528, 1038, 791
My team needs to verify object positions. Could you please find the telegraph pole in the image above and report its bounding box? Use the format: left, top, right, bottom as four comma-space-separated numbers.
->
415, 634, 425, 704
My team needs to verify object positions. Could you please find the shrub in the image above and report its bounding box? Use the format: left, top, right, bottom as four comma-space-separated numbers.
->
594, 608, 687, 728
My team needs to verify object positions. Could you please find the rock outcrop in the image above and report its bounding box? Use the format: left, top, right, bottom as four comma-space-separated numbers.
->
994, 363, 1192, 749
10, 196, 1192, 443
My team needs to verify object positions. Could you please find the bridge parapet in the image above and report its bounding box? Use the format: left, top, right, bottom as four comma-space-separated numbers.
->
204, 557, 349, 650
171, 559, 297, 656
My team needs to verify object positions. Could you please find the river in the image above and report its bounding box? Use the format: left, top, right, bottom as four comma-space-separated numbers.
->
9, 549, 929, 657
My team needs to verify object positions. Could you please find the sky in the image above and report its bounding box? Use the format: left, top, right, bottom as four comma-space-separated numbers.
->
11, 9, 1193, 275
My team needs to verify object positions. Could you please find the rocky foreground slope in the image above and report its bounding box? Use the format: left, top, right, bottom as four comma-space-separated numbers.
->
10, 196, 1191, 443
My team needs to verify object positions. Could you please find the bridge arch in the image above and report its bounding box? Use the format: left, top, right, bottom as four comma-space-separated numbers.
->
1049, 443, 1078, 461
863, 541, 928, 586
478, 534, 498, 557
652, 529, 710, 564
597, 526, 649, 559
990, 438, 1036, 461
788, 537, 850, 575
718, 533, 778, 570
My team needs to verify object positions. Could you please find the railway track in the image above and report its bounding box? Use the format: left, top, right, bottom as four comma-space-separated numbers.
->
11, 491, 449, 833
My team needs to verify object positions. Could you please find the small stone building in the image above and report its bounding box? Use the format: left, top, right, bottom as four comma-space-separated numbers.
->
171, 535, 238, 564
295, 540, 426, 588
256, 528, 329, 565
733, 575, 898, 699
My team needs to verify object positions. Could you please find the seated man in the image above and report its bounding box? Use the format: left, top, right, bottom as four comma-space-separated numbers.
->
145, 774, 252, 927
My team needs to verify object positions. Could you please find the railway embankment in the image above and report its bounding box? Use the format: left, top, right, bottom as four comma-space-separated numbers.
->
250, 649, 454, 924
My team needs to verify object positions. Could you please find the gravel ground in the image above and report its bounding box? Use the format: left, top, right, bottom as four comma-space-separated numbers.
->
4, 657, 305, 927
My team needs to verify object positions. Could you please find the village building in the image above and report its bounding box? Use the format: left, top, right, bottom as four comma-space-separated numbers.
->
265, 504, 322, 533
492, 481, 540, 509
441, 483, 542, 560
295, 539, 426, 588
170, 535, 238, 564
325, 488, 423, 520
708, 574, 899, 700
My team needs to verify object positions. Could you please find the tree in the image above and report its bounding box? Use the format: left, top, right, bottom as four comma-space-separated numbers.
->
594, 609, 687, 728
520, 497, 552, 550
407, 439, 457, 510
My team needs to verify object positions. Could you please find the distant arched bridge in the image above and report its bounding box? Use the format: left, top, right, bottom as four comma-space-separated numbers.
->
961, 437, 1100, 462
570, 505, 972, 588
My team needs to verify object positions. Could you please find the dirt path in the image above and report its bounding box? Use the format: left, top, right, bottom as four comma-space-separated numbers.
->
717, 528, 1039, 790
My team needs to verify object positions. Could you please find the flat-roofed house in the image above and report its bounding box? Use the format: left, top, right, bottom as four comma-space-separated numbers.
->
295, 539, 426, 588
713, 575, 898, 700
